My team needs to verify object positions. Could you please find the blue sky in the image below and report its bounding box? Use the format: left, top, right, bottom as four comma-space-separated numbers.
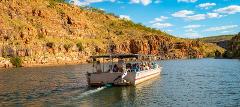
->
68, 0, 240, 38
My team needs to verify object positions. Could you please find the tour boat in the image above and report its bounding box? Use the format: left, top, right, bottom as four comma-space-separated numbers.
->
86, 54, 162, 86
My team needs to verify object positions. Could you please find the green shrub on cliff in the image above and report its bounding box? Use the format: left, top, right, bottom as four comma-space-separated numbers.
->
76, 42, 84, 51
64, 43, 73, 52
46, 42, 54, 48
10, 57, 23, 67
2, 49, 7, 58
48, 0, 66, 8
207, 52, 216, 57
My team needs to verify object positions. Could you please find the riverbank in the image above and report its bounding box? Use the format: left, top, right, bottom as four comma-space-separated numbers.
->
0, 55, 191, 69
0, 61, 86, 71
0, 55, 89, 69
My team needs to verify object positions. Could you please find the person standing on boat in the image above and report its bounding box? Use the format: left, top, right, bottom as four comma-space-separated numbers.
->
117, 58, 124, 72
95, 61, 102, 73
113, 64, 118, 72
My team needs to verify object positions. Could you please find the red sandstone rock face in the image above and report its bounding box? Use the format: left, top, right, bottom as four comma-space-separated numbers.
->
116, 42, 130, 53
130, 40, 143, 54
107, 35, 206, 59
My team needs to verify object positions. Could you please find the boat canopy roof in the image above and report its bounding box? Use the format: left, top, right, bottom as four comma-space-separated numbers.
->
90, 54, 155, 59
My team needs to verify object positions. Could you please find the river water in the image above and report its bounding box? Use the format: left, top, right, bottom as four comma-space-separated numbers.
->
0, 58, 240, 107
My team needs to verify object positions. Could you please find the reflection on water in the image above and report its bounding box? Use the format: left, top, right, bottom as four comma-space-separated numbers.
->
0, 59, 240, 106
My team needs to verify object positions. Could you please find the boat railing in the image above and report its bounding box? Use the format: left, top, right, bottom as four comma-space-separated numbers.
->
125, 63, 159, 73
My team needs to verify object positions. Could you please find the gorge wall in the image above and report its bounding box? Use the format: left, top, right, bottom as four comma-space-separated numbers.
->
0, 0, 224, 68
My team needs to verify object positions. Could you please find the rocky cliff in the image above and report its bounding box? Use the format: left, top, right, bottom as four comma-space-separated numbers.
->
223, 33, 240, 58
197, 35, 235, 49
0, 0, 224, 68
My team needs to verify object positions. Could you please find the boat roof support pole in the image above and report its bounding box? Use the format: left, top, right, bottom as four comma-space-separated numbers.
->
111, 55, 113, 72
102, 57, 104, 72
92, 58, 95, 73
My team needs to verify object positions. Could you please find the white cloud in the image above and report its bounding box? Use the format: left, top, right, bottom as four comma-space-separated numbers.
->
221, 31, 231, 34
183, 24, 202, 38
150, 16, 172, 29
214, 5, 240, 14
117, 1, 124, 4
149, 16, 168, 23
185, 29, 194, 32
171, 10, 194, 17
130, 0, 152, 6
186, 14, 206, 20
172, 9, 224, 21
166, 29, 173, 32
172, 10, 205, 21
152, 22, 173, 28
204, 25, 238, 32
184, 32, 201, 38
154, 0, 161, 4
184, 25, 202, 29
69, 0, 106, 6
99, 8, 105, 11
177, 0, 197, 3
198, 3, 216, 9
142, 0, 152, 5
131, 0, 140, 3
119, 15, 131, 20
184, 25, 202, 34
206, 13, 222, 18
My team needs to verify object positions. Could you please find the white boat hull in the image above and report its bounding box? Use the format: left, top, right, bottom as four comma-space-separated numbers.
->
87, 67, 162, 86
130, 67, 161, 85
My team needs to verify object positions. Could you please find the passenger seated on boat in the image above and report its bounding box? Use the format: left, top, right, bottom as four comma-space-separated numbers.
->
131, 63, 136, 72
151, 62, 155, 69
126, 63, 131, 68
140, 63, 144, 71
143, 62, 149, 70
136, 63, 140, 71
152, 62, 158, 69
113, 64, 119, 72
131, 63, 140, 72
155, 63, 159, 68
126, 63, 132, 72
95, 61, 102, 73
148, 62, 152, 69
145, 65, 150, 70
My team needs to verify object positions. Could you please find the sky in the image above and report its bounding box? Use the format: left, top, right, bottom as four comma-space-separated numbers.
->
67, 0, 240, 38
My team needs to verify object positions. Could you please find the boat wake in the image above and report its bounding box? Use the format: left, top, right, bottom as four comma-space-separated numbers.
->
74, 86, 106, 99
